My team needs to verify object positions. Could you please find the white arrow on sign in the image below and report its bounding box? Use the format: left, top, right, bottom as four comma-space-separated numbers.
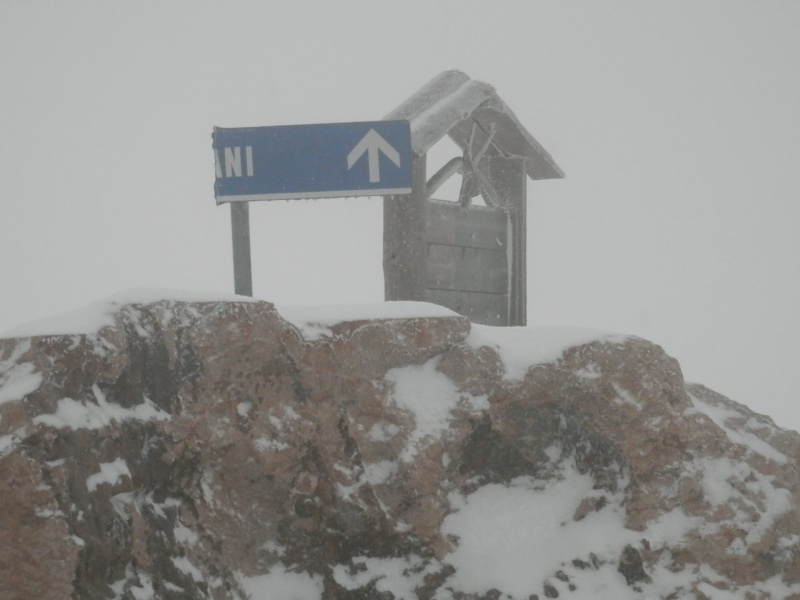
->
347, 128, 401, 183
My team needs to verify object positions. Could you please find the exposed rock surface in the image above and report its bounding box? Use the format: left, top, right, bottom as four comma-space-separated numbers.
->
0, 298, 798, 599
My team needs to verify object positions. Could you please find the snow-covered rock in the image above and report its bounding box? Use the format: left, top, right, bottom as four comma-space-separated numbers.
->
0, 296, 798, 599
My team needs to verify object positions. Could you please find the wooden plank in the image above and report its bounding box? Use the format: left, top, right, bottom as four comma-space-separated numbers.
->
424, 200, 508, 250
384, 154, 428, 301
425, 289, 508, 326
486, 156, 526, 325
426, 244, 508, 294
447, 106, 565, 181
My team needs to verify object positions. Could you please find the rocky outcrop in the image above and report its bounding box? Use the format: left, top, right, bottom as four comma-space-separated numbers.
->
1, 297, 798, 599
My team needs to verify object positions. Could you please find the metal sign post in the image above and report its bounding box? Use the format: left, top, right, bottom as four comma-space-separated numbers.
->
212, 120, 411, 296
229, 202, 252, 296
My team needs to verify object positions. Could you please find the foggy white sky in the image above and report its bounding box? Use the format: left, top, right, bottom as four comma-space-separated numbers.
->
2, 2, 799, 432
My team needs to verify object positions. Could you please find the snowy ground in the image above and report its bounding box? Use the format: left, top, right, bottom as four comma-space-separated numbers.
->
239, 455, 800, 599
3, 293, 799, 599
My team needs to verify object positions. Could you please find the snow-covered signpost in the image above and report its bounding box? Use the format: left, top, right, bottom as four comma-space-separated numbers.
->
211, 71, 562, 325
212, 121, 412, 295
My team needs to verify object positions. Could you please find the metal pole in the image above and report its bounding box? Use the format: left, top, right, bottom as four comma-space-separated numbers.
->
230, 201, 253, 296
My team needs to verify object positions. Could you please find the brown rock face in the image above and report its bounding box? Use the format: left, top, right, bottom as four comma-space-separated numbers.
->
1, 299, 798, 599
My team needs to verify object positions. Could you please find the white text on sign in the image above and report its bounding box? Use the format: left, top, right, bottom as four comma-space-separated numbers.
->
215, 146, 254, 178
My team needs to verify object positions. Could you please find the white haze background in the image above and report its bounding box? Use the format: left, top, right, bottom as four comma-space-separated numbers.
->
1, 2, 799, 432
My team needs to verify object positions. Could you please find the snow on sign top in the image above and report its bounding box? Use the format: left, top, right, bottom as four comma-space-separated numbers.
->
212, 120, 412, 203
383, 70, 564, 181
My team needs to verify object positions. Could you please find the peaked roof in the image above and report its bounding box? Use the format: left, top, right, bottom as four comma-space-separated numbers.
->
384, 70, 564, 181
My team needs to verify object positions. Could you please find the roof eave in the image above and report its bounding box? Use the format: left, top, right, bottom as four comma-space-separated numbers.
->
384, 70, 564, 181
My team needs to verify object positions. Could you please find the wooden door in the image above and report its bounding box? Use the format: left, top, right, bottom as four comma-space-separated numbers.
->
385, 154, 527, 326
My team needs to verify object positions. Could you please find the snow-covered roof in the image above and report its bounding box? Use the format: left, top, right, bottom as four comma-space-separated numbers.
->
384, 70, 564, 181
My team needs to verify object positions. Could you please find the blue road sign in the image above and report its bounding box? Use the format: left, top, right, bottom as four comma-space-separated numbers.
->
213, 120, 412, 203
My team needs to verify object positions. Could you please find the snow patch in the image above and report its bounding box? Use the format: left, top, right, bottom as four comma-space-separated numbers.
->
171, 556, 204, 583
173, 523, 198, 545
0, 340, 42, 405
363, 460, 398, 487
111, 567, 156, 600
441, 461, 634, 599
689, 392, 789, 464
2, 288, 258, 338
0, 428, 24, 457
694, 457, 792, 545
643, 507, 704, 547
367, 421, 400, 442
385, 357, 487, 461
612, 383, 642, 409
33, 384, 170, 430
467, 325, 627, 380
237, 564, 324, 600
332, 555, 439, 600
86, 458, 131, 492
278, 301, 460, 341
575, 362, 602, 379
255, 435, 289, 452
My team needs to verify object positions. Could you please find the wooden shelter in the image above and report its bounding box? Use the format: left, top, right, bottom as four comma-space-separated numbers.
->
383, 70, 564, 326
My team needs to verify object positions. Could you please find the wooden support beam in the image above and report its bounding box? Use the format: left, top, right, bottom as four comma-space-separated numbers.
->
384, 154, 427, 301
486, 156, 527, 325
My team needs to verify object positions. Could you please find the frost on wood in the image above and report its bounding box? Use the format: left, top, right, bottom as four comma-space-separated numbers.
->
0, 297, 799, 599
384, 69, 563, 180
